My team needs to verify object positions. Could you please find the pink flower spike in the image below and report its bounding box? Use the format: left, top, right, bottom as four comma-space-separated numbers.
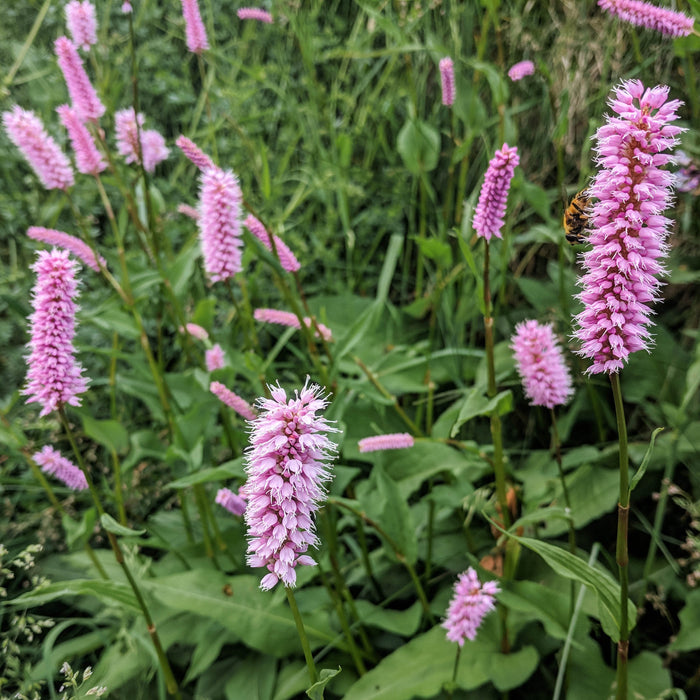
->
511, 320, 573, 409
25, 250, 88, 416
65, 1, 98, 51
27, 227, 105, 273
574, 80, 682, 375
216, 487, 247, 516
244, 214, 301, 273
33, 446, 88, 491
56, 104, 106, 175
177, 203, 199, 220
205, 344, 226, 371
210, 381, 256, 420
122, 2, 133, 13
237, 7, 273, 23
254, 308, 332, 342
2, 106, 74, 191
114, 109, 169, 173
181, 0, 209, 53
183, 322, 208, 340
198, 167, 243, 282
358, 433, 415, 453
598, 0, 694, 37
439, 57, 455, 107
472, 143, 519, 241
54, 36, 105, 122
176, 135, 214, 171
443, 567, 500, 645
508, 60, 535, 82
244, 379, 338, 590
141, 130, 169, 173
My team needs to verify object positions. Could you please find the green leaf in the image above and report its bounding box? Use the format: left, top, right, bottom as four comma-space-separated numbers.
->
451, 388, 512, 437
670, 589, 700, 651
166, 464, 243, 488
10, 579, 139, 612
100, 513, 145, 537
629, 427, 664, 492
306, 667, 342, 700
354, 600, 422, 636
82, 415, 129, 454
167, 243, 198, 297
62, 508, 97, 550
413, 238, 452, 268
396, 118, 440, 175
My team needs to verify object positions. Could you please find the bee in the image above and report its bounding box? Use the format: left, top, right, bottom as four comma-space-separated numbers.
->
563, 190, 590, 245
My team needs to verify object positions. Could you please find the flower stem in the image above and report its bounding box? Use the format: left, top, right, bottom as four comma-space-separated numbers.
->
286, 586, 319, 685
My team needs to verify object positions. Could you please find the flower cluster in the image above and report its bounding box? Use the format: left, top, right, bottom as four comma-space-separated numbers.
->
65, 1, 97, 51
210, 381, 256, 421
598, 0, 694, 37
54, 36, 105, 122
33, 446, 88, 491
56, 104, 106, 176
114, 108, 169, 173
508, 60, 535, 82
443, 567, 500, 645
244, 215, 300, 273
511, 320, 573, 409
254, 308, 332, 342
216, 487, 247, 516
205, 344, 226, 371
27, 227, 105, 272
439, 57, 455, 107
237, 7, 274, 23
181, 0, 209, 53
176, 135, 214, 171
574, 80, 682, 374
244, 380, 337, 590
358, 433, 415, 453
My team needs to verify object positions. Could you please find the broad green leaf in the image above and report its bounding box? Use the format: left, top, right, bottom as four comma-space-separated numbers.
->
396, 118, 440, 175
167, 464, 243, 489
62, 508, 97, 550
670, 588, 700, 651
332, 301, 381, 370
414, 237, 452, 268
497, 580, 571, 641
629, 427, 664, 492
306, 667, 342, 700
166, 243, 198, 297
224, 654, 278, 700
100, 513, 145, 537
10, 579, 138, 612
451, 388, 512, 437
185, 624, 237, 684
354, 600, 422, 636
83, 304, 140, 340
82, 415, 129, 454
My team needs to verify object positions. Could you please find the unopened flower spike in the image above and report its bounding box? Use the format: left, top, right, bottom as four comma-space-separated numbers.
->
216, 487, 247, 516
181, 0, 209, 53
598, 0, 694, 37
508, 60, 535, 82
27, 227, 106, 272
33, 446, 88, 491
439, 57, 455, 107
55, 36, 105, 122
65, 1, 98, 51
358, 433, 415, 453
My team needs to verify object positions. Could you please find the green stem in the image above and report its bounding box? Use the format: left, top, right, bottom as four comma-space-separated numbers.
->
448, 645, 461, 697
111, 449, 127, 525
610, 373, 630, 700
286, 587, 318, 685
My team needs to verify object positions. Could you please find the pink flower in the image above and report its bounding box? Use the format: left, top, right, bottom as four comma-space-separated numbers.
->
33, 446, 88, 491
598, 0, 694, 37
27, 227, 105, 272
574, 80, 682, 375
198, 167, 243, 282
25, 250, 88, 417
216, 487, 247, 516
54, 37, 105, 122
122, 2, 132, 13
439, 57, 455, 107
244, 380, 337, 590
237, 7, 273, 23
205, 344, 226, 371
244, 215, 300, 273
65, 1, 98, 51
183, 322, 208, 340
254, 308, 332, 342
176, 135, 214, 171
2, 106, 74, 190
56, 104, 106, 175
358, 433, 415, 453
511, 320, 573, 409
472, 144, 519, 241
508, 60, 535, 82
443, 568, 500, 645
114, 108, 169, 173
177, 203, 199, 220
181, 0, 209, 53
210, 381, 256, 420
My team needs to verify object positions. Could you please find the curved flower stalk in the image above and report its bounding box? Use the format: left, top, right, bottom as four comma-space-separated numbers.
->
244, 215, 300, 273
65, 1, 98, 51
56, 105, 106, 175
244, 380, 337, 590
2, 106, 74, 191
254, 308, 332, 342
54, 37, 105, 122
472, 144, 519, 241
443, 567, 500, 645
181, 0, 209, 53
27, 227, 105, 272
439, 57, 455, 107
33, 446, 88, 491
507, 60, 535, 82
574, 80, 682, 375
25, 250, 88, 417
114, 108, 169, 173
216, 487, 247, 516
210, 381, 256, 421
511, 320, 573, 409
237, 7, 274, 23
598, 0, 694, 37
358, 433, 415, 453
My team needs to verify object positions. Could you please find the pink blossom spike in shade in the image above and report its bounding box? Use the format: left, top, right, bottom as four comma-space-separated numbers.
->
56, 104, 106, 175
244, 215, 301, 273
205, 344, 226, 371
358, 433, 415, 453
54, 36, 105, 122
508, 60, 535, 82
237, 7, 273, 23
121, 2, 132, 13
472, 143, 519, 241
140, 130, 169, 172
114, 109, 169, 173
511, 320, 573, 409
598, 0, 694, 37
216, 487, 247, 516
210, 381, 256, 420
573, 80, 682, 375
183, 322, 208, 340
198, 167, 244, 282
181, 0, 209, 53
244, 379, 338, 590
253, 308, 332, 342
443, 567, 500, 645
176, 135, 214, 171
25, 249, 88, 416
439, 57, 455, 107
33, 446, 88, 491
65, 1, 98, 51
2, 106, 74, 191
27, 227, 105, 272
178, 203, 200, 220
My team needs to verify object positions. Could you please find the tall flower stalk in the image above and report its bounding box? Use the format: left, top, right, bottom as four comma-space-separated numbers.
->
573, 80, 682, 699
